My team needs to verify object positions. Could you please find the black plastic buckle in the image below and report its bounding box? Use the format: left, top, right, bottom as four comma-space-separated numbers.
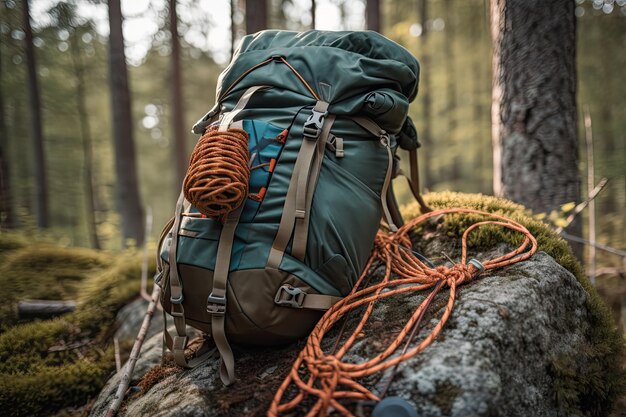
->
206, 292, 226, 315
274, 285, 305, 308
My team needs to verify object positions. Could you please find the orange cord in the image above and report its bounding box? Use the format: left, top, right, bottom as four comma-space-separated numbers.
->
183, 126, 250, 220
268, 208, 537, 417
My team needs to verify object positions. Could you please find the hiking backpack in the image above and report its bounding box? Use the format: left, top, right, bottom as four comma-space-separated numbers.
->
155, 30, 426, 385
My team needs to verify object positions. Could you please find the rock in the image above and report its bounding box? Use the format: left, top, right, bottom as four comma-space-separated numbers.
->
114, 297, 164, 345
89, 248, 621, 417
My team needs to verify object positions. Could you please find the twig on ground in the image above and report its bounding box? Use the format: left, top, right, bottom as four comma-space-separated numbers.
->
114, 337, 121, 372
106, 283, 162, 417
555, 177, 608, 235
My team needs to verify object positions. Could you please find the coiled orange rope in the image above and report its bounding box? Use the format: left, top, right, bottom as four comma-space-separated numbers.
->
183, 126, 250, 220
268, 208, 537, 417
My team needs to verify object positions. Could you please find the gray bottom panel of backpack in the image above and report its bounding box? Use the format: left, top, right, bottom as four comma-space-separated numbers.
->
162, 264, 324, 346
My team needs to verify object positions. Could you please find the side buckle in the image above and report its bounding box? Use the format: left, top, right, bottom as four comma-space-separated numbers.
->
303, 109, 327, 140
274, 285, 305, 308
206, 292, 226, 316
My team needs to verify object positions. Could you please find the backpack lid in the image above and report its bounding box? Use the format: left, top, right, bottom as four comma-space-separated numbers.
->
214, 30, 420, 134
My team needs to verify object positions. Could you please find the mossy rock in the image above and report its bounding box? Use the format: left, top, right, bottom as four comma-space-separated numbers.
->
89, 192, 624, 417
405, 192, 625, 416
0, 243, 151, 417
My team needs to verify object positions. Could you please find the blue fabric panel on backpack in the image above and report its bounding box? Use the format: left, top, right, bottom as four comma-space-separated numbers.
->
240, 119, 285, 223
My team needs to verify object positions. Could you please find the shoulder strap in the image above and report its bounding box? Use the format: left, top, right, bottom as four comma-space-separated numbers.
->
267, 100, 331, 268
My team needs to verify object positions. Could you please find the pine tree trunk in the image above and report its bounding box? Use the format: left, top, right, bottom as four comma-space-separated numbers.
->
245, 0, 267, 34
107, 0, 145, 247
366, 0, 381, 32
491, 0, 580, 212
418, 0, 432, 189
22, 0, 48, 228
169, 0, 187, 190
0, 30, 16, 229
231, 0, 237, 58
71, 30, 101, 250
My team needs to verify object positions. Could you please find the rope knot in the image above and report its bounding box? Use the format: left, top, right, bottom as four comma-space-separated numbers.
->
443, 263, 474, 287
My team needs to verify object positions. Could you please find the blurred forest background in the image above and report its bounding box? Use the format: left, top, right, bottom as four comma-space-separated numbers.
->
0, 0, 625, 322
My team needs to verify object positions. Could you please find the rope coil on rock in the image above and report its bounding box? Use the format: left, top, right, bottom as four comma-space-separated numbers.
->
268, 208, 538, 417
183, 126, 250, 220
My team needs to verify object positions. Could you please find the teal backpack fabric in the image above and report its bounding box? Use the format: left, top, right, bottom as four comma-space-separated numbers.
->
156, 30, 421, 385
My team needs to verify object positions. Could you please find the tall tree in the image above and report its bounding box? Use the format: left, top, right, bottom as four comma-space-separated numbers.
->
0, 29, 15, 229
418, 0, 432, 188
366, 0, 381, 32
246, 0, 268, 33
22, 0, 48, 228
108, 0, 145, 246
231, 0, 237, 57
491, 0, 580, 215
169, 0, 187, 189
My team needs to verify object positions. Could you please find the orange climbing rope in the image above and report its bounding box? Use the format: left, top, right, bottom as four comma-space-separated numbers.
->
183, 126, 250, 220
268, 208, 537, 417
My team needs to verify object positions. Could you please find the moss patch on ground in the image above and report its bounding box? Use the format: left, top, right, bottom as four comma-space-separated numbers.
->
0, 244, 112, 331
403, 192, 625, 417
0, 237, 148, 417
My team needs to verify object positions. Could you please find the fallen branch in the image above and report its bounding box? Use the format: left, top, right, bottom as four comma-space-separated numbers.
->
18, 299, 76, 318
555, 177, 608, 234
106, 283, 162, 417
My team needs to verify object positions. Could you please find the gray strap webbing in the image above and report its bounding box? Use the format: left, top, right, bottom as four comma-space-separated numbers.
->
267, 101, 329, 268
218, 85, 270, 132
292, 114, 336, 261
208, 204, 243, 386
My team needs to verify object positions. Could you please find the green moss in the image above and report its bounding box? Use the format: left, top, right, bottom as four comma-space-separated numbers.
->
403, 192, 625, 416
0, 247, 149, 417
0, 245, 112, 331
0, 232, 27, 260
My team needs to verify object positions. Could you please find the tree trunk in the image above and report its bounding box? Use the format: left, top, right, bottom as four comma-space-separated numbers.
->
245, 0, 267, 34
0, 30, 16, 230
169, 0, 187, 190
71, 30, 101, 250
107, 0, 145, 247
22, 0, 48, 228
231, 0, 237, 58
418, 0, 432, 189
366, 0, 381, 32
490, 0, 580, 214
311, 0, 316, 29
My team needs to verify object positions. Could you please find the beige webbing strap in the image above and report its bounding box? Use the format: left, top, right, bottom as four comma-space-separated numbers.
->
218, 85, 270, 132
301, 293, 342, 310
350, 116, 398, 231
208, 204, 244, 386
267, 101, 329, 269
166, 191, 196, 368
292, 114, 335, 261
407, 149, 432, 213
351, 115, 385, 137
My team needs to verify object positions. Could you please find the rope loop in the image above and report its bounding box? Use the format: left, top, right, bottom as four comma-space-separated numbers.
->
269, 208, 538, 417
183, 126, 250, 220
